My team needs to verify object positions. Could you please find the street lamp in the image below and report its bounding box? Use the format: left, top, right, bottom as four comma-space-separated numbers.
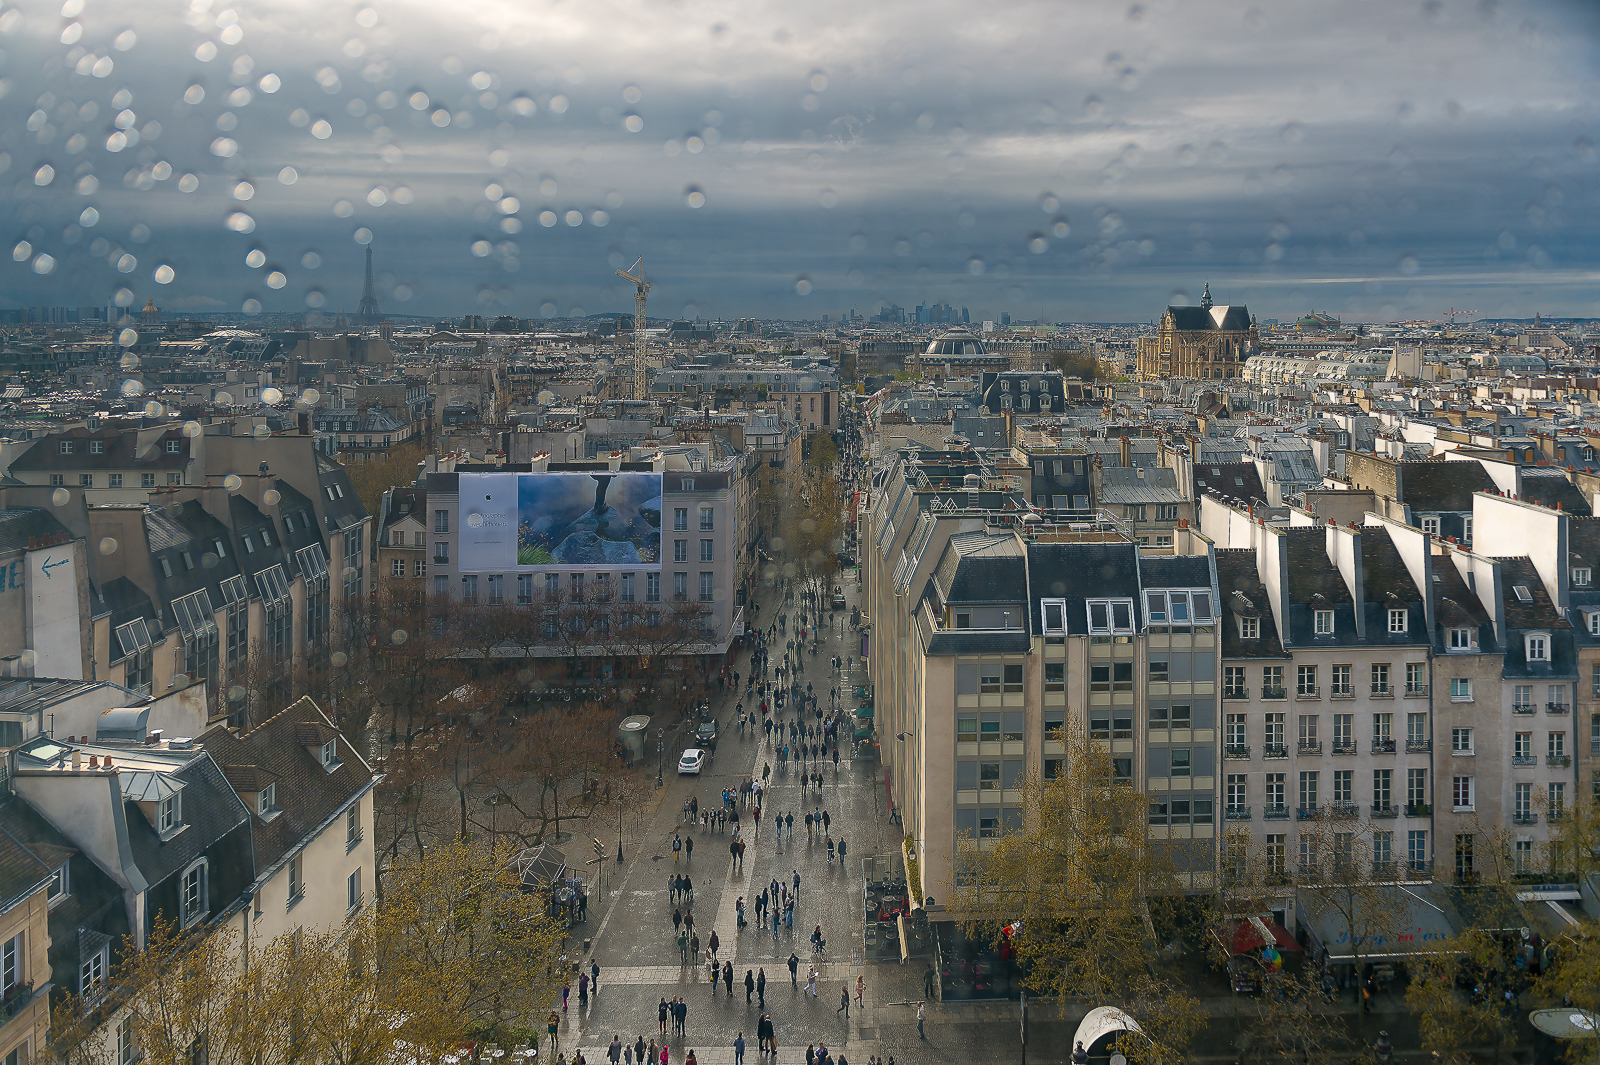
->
657, 727, 665, 787
897, 732, 914, 741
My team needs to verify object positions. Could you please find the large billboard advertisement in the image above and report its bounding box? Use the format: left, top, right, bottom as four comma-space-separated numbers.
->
458, 471, 663, 571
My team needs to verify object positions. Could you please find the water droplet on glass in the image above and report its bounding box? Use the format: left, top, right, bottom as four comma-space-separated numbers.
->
49, 487, 70, 507
498, 196, 521, 214
1083, 95, 1104, 118
685, 186, 705, 209
305, 288, 326, 307
589, 210, 609, 227
810, 71, 828, 92
564, 210, 582, 226
178, 173, 200, 193
120, 351, 140, 370
121, 378, 144, 397
539, 210, 557, 227
266, 270, 286, 288
301, 388, 320, 405
79, 207, 99, 228
153, 264, 175, 284
966, 255, 986, 275
391, 629, 408, 645
366, 186, 387, 207
818, 189, 837, 208
223, 473, 243, 491
257, 72, 280, 94
624, 113, 643, 133
311, 119, 332, 139
794, 276, 812, 296
251, 423, 270, 438
240, 299, 261, 314
353, 227, 372, 244
11, 242, 30, 262
118, 327, 139, 346
34, 165, 54, 186
1027, 233, 1048, 254
409, 91, 429, 111
183, 420, 202, 437
234, 180, 254, 200
226, 212, 256, 233
210, 137, 237, 157
98, 537, 118, 555
1398, 253, 1419, 276
333, 200, 354, 218
184, 84, 205, 105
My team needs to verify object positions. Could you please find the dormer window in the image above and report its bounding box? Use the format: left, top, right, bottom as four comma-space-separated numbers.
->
165, 439, 182, 453
1388, 609, 1408, 634
48, 862, 69, 904
1087, 598, 1135, 635
1040, 599, 1066, 635
159, 793, 182, 834
1314, 610, 1335, 635
89, 440, 104, 454
1575, 568, 1592, 588
1239, 616, 1259, 639
1526, 633, 1549, 662
1513, 586, 1532, 603
257, 782, 276, 817
1587, 612, 1600, 636
320, 738, 339, 769
1449, 627, 1475, 650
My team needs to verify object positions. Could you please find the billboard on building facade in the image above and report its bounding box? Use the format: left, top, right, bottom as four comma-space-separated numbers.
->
457, 471, 662, 571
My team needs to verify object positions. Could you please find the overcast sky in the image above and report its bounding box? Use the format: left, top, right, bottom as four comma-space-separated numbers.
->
1, 0, 1597, 323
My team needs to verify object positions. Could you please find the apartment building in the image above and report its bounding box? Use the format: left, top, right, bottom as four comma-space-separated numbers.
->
1214, 518, 1435, 889
863, 449, 1221, 914
377, 487, 429, 583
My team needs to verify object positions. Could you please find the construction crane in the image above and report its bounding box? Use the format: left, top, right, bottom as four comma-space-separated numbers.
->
615, 257, 651, 401
1443, 307, 1477, 325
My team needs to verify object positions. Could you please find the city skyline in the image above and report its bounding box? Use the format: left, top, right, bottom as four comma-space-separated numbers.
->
0, 0, 1596, 322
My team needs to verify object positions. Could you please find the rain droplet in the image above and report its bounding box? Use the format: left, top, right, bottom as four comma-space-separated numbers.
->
153, 264, 175, 284
51, 488, 69, 507
183, 420, 202, 437
391, 629, 408, 644
240, 299, 261, 314
589, 210, 609, 227
184, 84, 205, 105
210, 137, 238, 157
266, 270, 286, 288
120, 351, 139, 370
234, 180, 254, 200
98, 537, 118, 556
1398, 253, 1419, 276
810, 71, 828, 92
301, 388, 321, 404
144, 400, 163, 418
498, 196, 520, 214
120, 378, 144, 397
1028, 233, 1048, 254
223, 474, 243, 491
353, 227, 372, 244
226, 212, 256, 233
471, 240, 491, 257
565, 210, 583, 226
333, 200, 354, 218
251, 424, 270, 438
623, 84, 641, 104
794, 276, 812, 295
310, 119, 332, 139
34, 165, 54, 186
685, 185, 705, 208
178, 173, 200, 193
539, 210, 557, 227
367, 186, 387, 206
409, 91, 429, 110
11, 242, 30, 262
115, 253, 137, 273
79, 207, 99, 227
1082, 95, 1104, 118
330, 651, 348, 667
624, 113, 643, 133
259, 73, 281, 93
304, 288, 326, 308
818, 189, 837, 208
301, 251, 321, 269
966, 255, 985, 275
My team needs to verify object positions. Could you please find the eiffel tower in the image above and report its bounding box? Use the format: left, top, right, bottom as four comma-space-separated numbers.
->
357, 245, 380, 324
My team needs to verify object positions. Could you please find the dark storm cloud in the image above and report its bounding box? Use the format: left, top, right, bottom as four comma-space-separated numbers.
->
0, 0, 1596, 321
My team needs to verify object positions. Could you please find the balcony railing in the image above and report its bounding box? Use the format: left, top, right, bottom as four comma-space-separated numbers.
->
1405, 684, 1428, 697
1371, 804, 1399, 819
1298, 741, 1323, 755
1262, 686, 1287, 700
1371, 739, 1396, 754
1297, 686, 1320, 699
1513, 703, 1536, 715
1547, 754, 1572, 768
1331, 741, 1358, 755
1406, 739, 1431, 753
1370, 684, 1393, 698
1512, 754, 1538, 766
1263, 804, 1290, 820
1223, 687, 1249, 700
1225, 745, 1251, 760
1297, 804, 1323, 820
1331, 802, 1360, 819
1512, 812, 1538, 825
1263, 744, 1289, 759
1225, 806, 1251, 821
1372, 861, 1397, 879
1547, 703, 1569, 715
1404, 803, 1432, 818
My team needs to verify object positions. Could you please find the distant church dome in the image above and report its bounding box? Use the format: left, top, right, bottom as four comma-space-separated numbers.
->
924, 327, 987, 357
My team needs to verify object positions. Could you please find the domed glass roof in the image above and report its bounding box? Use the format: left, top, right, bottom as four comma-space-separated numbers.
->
924, 327, 987, 357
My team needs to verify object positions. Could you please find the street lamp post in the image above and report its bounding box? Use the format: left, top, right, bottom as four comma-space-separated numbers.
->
657, 728, 665, 787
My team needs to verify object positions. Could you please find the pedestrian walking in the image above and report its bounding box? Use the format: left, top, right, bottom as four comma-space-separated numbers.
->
578, 972, 589, 1007
686, 836, 694, 861
757, 968, 767, 1007
647, 1040, 658, 1065
608, 1036, 622, 1064
839, 985, 850, 1017
745, 969, 756, 1002
658, 998, 669, 1036
923, 964, 936, 998
710, 961, 719, 994
673, 835, 682, 862
788, 952, 800, 986
562, 983, 570, 1011
636, 1037, 646, 1065
673, 906, 683, 933
855, 976, 865, 1007
838, 838, 847, 863
734, 1034, 746, 1065
592, 959, 601, 993
724, 961, 734, 996
709, 930, 720, 960
917, 1001, 926, 1040
806, 966, 818, 997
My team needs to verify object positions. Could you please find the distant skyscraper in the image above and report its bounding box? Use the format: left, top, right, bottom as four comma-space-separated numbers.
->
357, 245, 380, 324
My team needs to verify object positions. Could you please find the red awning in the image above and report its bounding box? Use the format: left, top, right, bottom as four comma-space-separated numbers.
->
1220, 917, 1303, 957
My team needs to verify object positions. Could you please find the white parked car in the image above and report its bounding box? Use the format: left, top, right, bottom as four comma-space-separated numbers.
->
678, 748, 707, 775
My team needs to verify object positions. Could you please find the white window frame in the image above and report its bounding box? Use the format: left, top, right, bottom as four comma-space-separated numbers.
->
1451, 727, 1473, 754
347, 869, 362, 914
1039, 598, 1067, 636
1314, 609, 1334, 635
1575, 568, 1592, 588
47, 862, 69, 904
1452, 776, 1474, 812
1239, 616, 1259, 640
180, 859, 208, 927
1450, 677, 1472, 701
320, 738, 340, 769
1448, 627, 1475, 651
80, 943, 106, 998
257, 782, 276, 817
1526, 633, 1549, 662
1421, 516, 1440, 536
1588, 612, 1600, 636
117, 1014, 135, 1065
1085, 598, 1136, 636
158, 793, 181, 834
1387, 609, 1407, 634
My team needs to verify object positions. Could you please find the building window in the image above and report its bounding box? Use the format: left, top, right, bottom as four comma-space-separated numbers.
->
461, 575, 478, 602
1085, 598, 1135, 635
347, 869, 362, 914
159, 793, 182, 834
415, 559, 427, 578
646, 573, 661, 602
434, 542, 449, 563
434, 510, 449, 533
49, 474, 63, 487
699, 572, 714, 602
1406, 662, 1426, 694
109, 473, 123, 487
1452, 776, 1473, 811
1298, 665, 1317, 697
288, 854, 303, 902
1550, 782, 1567, 820
117, 1015, 135, 1065
1408, 830, 1428, 871
1371, 664, 1390, 695
673, 572, 688, 601
517, 573, 533, 604
1526, 634, 1549, 662
347, 805, 362, 848
674, 508, 688, 531
674, 540, 688, 563
257, 783, 276, 817
80, 944, 106, 998
1388, 609, 1407, 634
700, 539, 714, 562
180, 859, 207, 926
1223, 666, 1246, 698
1421, 516, 1440, 535
1450, 678, 1472, 701
487, 574, 504, 604
1040, 599, 1066, 634
1575, 568, 1592, 588
1452, 727, 1473, 754
79, 474, 93, 487
700, 508, 714, 531
1314, 610, 1334, 635
142, 472, 156, 488
1448, 627, 1474, 650
391, 559, 404, 577
321, 738, 340, 769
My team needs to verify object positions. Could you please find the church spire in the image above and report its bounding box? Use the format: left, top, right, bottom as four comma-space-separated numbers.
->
1200, 281, 1213, 310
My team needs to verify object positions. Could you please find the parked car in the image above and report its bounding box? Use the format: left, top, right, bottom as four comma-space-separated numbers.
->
696, 719, 719, 748
678, 748, 708, 775
831, 587, 847, 609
